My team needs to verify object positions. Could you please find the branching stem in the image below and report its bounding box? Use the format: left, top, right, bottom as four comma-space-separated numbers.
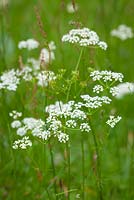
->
66, 48, 83, 101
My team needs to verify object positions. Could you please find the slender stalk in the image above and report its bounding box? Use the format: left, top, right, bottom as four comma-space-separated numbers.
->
89, 119, 103, 200
65, 48, 83, 199
75, 48, 84, 71
48, 141, 58, 200
66, 48, 84, 101
42, 142, 46, 178
81, 134, 85, 200
66, 142, 71, 200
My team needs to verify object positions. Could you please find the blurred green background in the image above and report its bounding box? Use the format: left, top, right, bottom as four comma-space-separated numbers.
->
0, 0, 134, 199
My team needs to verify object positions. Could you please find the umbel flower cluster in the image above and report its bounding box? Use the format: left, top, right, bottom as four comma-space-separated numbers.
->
11, 94, 111, 149
62, 27, 108, 50
3, 28, 123, 150
90, 70, 124, 96
115, 82, 134, 99
12, 136, 32, 149
0, 40, 57, 91
110, 24, 134, 40
0, 68, 56, 91
106, 115, 122, 128
0, 69, 20, 91
10, 68, 123, 150
18, 39, 39, 50
18, 38, 56, 64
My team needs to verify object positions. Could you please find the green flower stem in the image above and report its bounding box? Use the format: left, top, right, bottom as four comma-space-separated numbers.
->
75, 48, 84, 71
98, 80, 106, 87
66, 48, 84, 101
42, 142, 47, 178
65, 48, 84, 199
48, 141, 58, 200
66, 141, 71, 200
89, 119, 103, 200
81, 133, 85, 200
64, 48, 84, 199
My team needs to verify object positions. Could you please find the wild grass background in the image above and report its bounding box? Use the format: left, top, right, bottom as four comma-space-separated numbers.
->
0, 0, 134, 199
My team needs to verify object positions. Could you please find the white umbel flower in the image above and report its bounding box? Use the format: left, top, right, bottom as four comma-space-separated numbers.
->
11, 120, 21, 128
9, 110, 22, 119
80, 95, 111, 109
37, 130, 51, 140
90, 70, 124, 83
23, 118, 45, 130
12, 136, 32, 149
62, 27, 108, 50
18, 39, 39, 50
115, 82, 134, 99
80, 123, 91, 132
58, 132, 69, 143
110, 86, 119, 96
71, 109, 87, 120
18, 41, 27, 49
106, 115, 122, 128
98, 41, 108, 50
17, 66, 33, 81
93, 85, 104, 94
37, 71, 56, 87
17, 127, 27, 136
0, 69, 20, 91
66, 120, 77, 128
45, 101, 74, 118
49, 119, 62, 133
111, 24, 133, 40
